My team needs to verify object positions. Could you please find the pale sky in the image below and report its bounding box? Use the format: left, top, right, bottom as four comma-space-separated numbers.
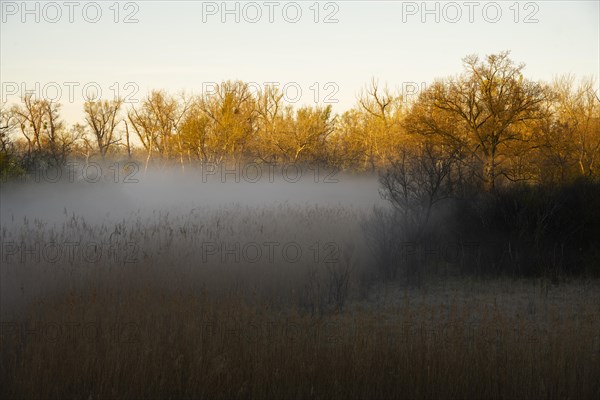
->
1, 0, 599, 123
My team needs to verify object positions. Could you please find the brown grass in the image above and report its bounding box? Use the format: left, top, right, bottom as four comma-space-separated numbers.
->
2, 278, 599, 400
1, 205, 599, 399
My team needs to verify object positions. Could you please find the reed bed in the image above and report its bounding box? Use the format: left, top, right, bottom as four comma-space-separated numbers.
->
1, 204, 599, 399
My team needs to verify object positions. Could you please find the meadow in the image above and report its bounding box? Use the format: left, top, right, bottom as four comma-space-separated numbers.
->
1, 170, 599, 399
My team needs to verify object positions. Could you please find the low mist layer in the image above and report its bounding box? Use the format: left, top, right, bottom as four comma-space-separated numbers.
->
1, 167, 384, 224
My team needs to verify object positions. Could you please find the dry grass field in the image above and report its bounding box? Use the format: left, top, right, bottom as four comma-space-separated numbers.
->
1, 200, 598, 399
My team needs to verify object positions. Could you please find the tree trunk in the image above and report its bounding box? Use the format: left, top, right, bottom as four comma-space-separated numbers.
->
483, 156, 497, 191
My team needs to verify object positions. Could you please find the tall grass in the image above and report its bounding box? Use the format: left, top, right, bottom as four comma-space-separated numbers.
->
1, 202, 599, 399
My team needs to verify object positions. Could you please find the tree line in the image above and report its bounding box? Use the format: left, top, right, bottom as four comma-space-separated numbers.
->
1, 51, 599, 190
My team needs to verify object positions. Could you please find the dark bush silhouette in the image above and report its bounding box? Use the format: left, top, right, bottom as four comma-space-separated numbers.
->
373, 176, 600, 281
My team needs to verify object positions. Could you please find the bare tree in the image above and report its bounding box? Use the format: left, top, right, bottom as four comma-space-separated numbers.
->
179, 98, 211, 163
356, 79, 404, 170
274, 105, 335, 163
10, 95, 75, 164
405, 51, 548, 190
127, 91, 190, 170
41, 100, 71, 163
0, 102, 17, 154
254, 85, 285, 163
83, 98, 123, 157
552, 76, 600, 178
380, 142, 456, 229
197, 81, 258, 163
11, 94, 46, 154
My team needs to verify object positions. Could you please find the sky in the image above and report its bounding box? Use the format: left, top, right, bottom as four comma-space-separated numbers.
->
1, 0, 599, 123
